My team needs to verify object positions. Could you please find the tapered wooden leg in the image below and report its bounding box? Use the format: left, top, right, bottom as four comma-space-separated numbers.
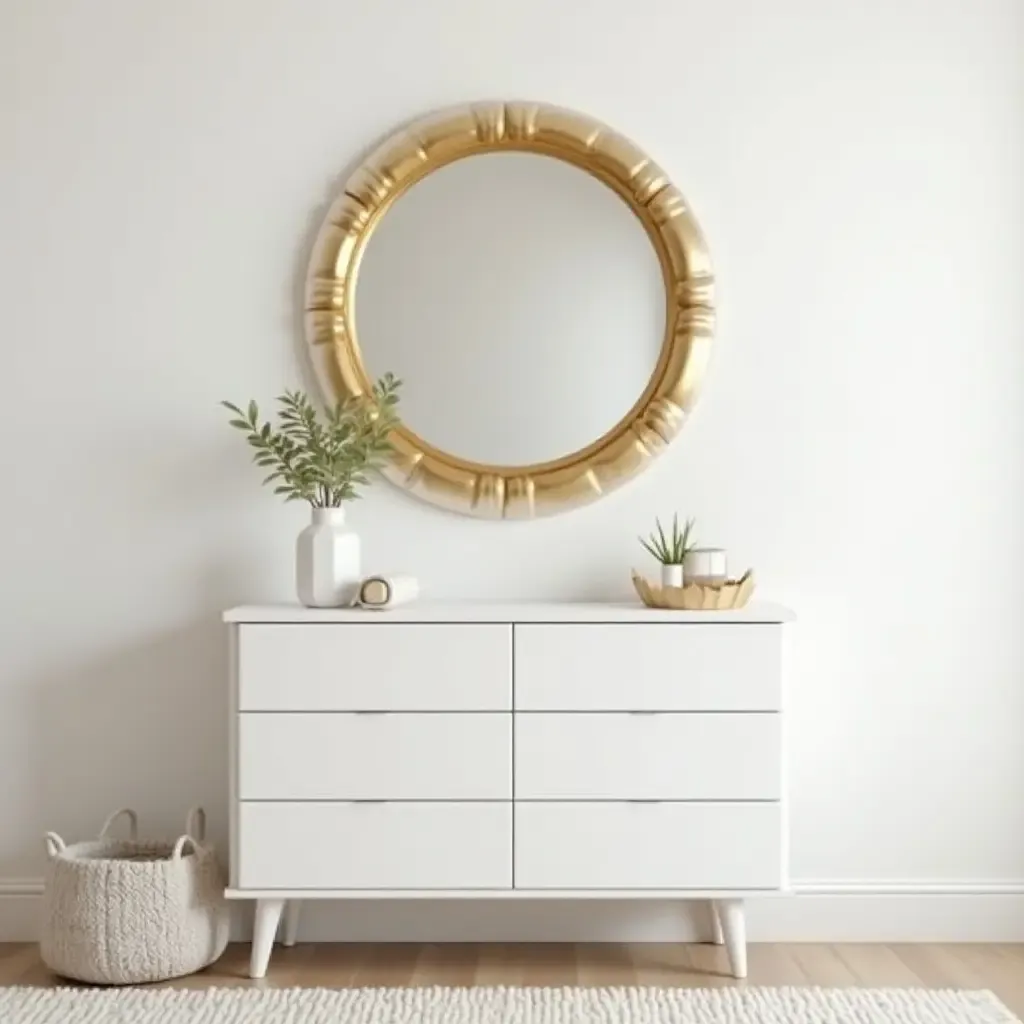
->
282, 899, 302, 947
708, 899, 724, 945
714, 898, 747, 978
250, 898, 285, 979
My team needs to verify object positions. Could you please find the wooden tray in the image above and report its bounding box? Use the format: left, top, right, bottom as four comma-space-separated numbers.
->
631, 569, 755, 611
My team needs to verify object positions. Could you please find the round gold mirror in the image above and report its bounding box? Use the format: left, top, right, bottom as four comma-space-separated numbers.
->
305, 102, 714, 519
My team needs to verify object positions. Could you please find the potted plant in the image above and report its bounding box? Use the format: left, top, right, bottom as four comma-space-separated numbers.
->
639, 514, 696, 588
223, 375, 401, 607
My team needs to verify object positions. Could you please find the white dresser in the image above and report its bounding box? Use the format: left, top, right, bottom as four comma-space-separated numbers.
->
224, 602, 794, 978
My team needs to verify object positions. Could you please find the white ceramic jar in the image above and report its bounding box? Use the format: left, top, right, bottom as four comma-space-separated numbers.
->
684, 547, 728, 585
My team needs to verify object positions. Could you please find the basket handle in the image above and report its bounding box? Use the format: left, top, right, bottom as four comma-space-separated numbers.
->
171, 834, 199, 860
44, 832, 66, 858
184, 806, 206, 842
99, 807, 138, 840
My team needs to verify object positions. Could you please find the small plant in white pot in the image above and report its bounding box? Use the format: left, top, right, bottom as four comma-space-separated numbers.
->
223, 375, 401, 608
639, 514, 696, 588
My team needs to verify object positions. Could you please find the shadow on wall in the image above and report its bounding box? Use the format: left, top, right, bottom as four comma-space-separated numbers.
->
22, 606, 235, 877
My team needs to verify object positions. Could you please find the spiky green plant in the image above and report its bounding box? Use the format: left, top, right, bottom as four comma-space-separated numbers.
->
639, 514, 696, 565
222, 375, 401, 507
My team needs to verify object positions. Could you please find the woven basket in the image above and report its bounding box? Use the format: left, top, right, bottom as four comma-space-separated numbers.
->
40, 808, 229, 985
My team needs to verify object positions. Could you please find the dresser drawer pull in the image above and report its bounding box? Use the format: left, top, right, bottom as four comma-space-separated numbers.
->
627, 799, 664, 804
626, 710, 659, 715
349, 799, 388, 804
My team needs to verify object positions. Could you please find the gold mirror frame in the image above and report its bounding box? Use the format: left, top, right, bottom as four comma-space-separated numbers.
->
305, 101, 714, 519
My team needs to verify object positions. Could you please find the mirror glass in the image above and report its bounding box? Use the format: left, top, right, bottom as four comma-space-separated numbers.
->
355, 152, 665, 467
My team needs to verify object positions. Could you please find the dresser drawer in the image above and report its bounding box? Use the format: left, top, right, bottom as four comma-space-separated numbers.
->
239, 712, 510, 800
515, 802, 782, 890
239, 802, 511, 889
515, 713, 780, 800
238, 624, 510, 710
514, 625, 780, 710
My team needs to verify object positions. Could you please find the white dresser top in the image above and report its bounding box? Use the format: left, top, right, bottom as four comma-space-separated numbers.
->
224, 601, 795, 624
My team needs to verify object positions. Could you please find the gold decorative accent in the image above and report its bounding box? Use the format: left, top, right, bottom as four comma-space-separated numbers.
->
631, 570, 756, 611
305, 101, 715, 518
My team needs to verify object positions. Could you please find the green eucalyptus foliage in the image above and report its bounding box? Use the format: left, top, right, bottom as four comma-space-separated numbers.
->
222, 375, 401, 508
639, 514, 696, 565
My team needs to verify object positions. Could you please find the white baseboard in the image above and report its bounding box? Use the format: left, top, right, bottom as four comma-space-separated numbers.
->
0, 880, 45, 944
5, 879, 1024, 943
793, 879, 1024, 896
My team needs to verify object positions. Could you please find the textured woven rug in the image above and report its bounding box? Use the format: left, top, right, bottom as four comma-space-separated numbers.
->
0, 986, 1017, 1023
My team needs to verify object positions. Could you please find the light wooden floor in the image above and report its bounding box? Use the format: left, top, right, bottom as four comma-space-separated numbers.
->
2, 944, 1022, 1015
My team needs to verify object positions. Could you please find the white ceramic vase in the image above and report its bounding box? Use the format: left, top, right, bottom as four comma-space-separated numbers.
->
296, 507, 361, 608
661, 563, 685, 588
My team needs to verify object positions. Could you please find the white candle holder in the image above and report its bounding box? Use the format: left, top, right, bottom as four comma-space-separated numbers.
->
684, 548, 728, 585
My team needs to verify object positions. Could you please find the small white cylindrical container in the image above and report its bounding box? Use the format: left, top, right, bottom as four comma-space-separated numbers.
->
661, 563, 685, 588
296, 507, 361, 608
684, 548, 728, 585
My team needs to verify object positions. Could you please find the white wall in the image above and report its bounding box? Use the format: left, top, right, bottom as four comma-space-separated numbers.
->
3, 0, 1023, 939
